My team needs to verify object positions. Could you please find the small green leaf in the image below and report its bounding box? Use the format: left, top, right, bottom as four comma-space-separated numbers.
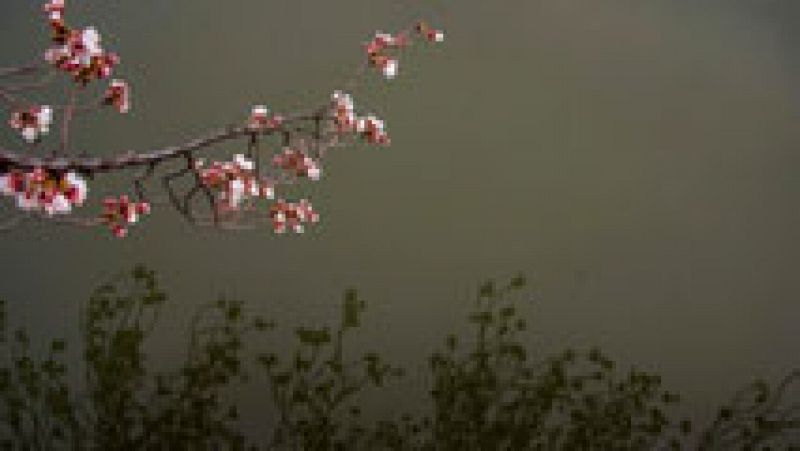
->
510, 273, 526, 288
51, 340, 66, 352
468, 311, 492, 326
479, 280, 495, 297
253, 317, 273, 331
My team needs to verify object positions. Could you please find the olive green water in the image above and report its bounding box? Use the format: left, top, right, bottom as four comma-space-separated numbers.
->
0, 0, 798, 443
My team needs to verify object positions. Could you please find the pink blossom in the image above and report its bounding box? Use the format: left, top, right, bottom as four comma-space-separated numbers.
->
101, 194, 150, 237
104, 79, 130, 113
199, 154, 268, 210
381, 57, 398, 79
272, 147, 322, 180
43, 13, 121, 84
259, 182, 275, 200
0, 169, 89, 215
43, 0, 65, 23
268, 198, 319, 234
356, 114, 390, 145
8, 105, 53, 143
247, 104, 269, 129
364, 29, 416, 79
331, 91, 356, 133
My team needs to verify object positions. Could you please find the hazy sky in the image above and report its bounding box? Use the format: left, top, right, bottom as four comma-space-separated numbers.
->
0, 0, 798, 427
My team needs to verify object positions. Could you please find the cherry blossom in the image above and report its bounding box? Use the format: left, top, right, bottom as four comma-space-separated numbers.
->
8, 105, 53, 143
246, 105, 285, 131
198, 151, 323, 233
259, 183, 275, 200
0, 169, 88, 215
44, 27, 120, 84
101, 195, 150, 238
198, 154, 274, 211
365, 31, 406, 79
356, 114, 390, 145
415, 21, 445, 43
363, 23, 442, 79
269, 198, 319, 234
43, 0, 65, 24
248, 105, 267, 129
104, 79, 130, 113
330, 91, 390, 145
42, 0, 121, 85
272, 147, 322, 180
331, 91, 357, 133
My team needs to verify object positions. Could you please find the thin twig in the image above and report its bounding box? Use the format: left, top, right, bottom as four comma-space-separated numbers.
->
0, 63, 44, 78
60, 85, 78, 154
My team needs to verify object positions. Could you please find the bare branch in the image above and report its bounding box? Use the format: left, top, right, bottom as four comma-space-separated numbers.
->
0, 114, 321, 173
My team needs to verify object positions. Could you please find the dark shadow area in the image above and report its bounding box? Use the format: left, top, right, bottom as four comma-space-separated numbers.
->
0, 266, 797, 449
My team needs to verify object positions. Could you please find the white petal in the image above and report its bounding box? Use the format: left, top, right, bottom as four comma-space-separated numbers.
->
0, 175, 10, 195
51, 194, 71, 214
22, 128, 36, 142
383, 59, 398, 79
39, 106, 53, 123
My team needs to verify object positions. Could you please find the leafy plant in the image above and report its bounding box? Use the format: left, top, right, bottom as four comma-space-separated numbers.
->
257, 286, 403, 450
0, 267, 797, 449
377, 274, 691, 450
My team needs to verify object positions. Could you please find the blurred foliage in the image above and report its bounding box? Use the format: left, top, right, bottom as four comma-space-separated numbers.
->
0, 267, 796, 449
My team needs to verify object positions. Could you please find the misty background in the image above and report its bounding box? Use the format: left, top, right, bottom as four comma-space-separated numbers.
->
0, 0, 798, 433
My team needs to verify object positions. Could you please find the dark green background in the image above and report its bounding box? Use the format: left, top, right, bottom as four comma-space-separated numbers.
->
1, 0, 798, 431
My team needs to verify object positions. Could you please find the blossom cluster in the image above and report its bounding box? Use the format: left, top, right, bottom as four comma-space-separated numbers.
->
198, 154, 275, 211
364, 22, 444, 79
331, 91, 357, 133
101, 195, 150, 238
42, 0, 130, 117
43, 14, 120, 85
0, 169, 87, 215
247, 105, 284, 131
365, 31, 407, 79
356, 115, 389, 145
0, 6, 444, 237
415, 21, 446, 44
269, 198, 319, 234
330, 91, 390, 145
272, 147, 322, 180
104, 79, 130, 114
7, 105, 53, 143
